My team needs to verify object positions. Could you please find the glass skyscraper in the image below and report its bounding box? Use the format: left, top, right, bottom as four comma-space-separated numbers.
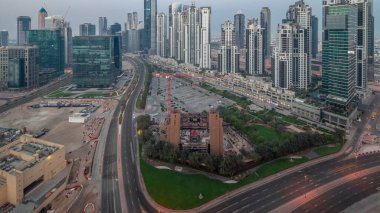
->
144, 0, 157, 53
72, 36, 121, 88
322, 3, 357, 107
17, 16, 31, 45
234, 11, 245, 49
28, 29, 65, 85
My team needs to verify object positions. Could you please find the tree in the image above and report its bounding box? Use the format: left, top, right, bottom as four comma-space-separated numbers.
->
219, 155, 244, 177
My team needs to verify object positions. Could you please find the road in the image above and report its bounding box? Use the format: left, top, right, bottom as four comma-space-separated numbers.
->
0, 75, 72, 113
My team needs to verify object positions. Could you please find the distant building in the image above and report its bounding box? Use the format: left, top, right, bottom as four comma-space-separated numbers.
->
63, 23, 73, 67
144, 0, 157, 53
79, 23, 96, 36
28, 29, 65, 85
110, 23, 122, 36
45, 16, 64, 29
168, 2, 183, 59
0, 30, 9, 47
156, 12, 167, 57
133, 12, 139, 29
17, 16, 31, 45
234, 10, 245, 49
246, 19, 265, 76
260, 7, 271, 58
199, 7, 212, 69
0, 135, 67, 212
218, 20, 240, 74
72, 36, 121, 88
99, 17, 108, 35
162, 110, 224, 156
124, 29, 144, 53
311, 16, 318, 58
0, 46, 39, 89
38, 7, 48, 29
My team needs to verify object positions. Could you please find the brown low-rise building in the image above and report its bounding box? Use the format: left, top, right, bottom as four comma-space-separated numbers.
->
161, 110, 224, 156
0, 134, 66, 212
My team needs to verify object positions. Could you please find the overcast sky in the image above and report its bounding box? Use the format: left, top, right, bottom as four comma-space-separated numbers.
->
0, 0, 378, 40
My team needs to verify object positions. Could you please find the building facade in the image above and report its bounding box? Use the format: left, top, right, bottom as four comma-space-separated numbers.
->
28, 29, 64, 85
234, 10, 245, 49
63, 23, 73, 67
199, 7, 211, 69
246, 19, 265, 76
169, 2, 183, 59
79, 23, 96, 36
156, 13, 167, 57
0, 46, 38, 89
45, 16, 64, 29
38, 8, 48, 29
260, 7, 271, 58
72, 36, 121, 88
17, 16, 31, 45
311, 16, 318, 58
218, 20, 240, 74
110, 23, 122, 36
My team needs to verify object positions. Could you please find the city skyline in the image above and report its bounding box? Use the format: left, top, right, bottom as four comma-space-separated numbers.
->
1, 0, 378, 40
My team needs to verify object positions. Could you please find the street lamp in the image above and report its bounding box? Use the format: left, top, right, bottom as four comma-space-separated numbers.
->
304, 175, 307, 198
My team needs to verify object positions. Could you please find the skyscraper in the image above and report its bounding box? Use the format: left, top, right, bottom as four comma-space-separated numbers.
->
246, 19, 265, 76
234, 10, 245, 49
260, 7, 271, 58
28, 29, 65, 85
311, 16, 318, 58
38, 8, 48, 29
80, 23, 96, 36
110, 23, 122, 36
168, 2, 182, 59
181, 4, 201, 65
218, 20, 240, 74
322, 1, 357, 107
144, 0, 157, 54
127, 13, 134, 30
199, 7, 212, 69
133, 12, 139, 29
17, 16, 31, 45
156, 13, 167, 57
73, 36, 121, 88
99, 17, 108, 35
0, 30, 9, 47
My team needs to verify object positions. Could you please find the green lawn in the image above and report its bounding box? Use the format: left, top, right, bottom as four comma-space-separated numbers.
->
141, 156, 309, 210
48, 91, 75, 98
252, 124, 282, 142
78, 92, 108, 98
313, 144, 342, 157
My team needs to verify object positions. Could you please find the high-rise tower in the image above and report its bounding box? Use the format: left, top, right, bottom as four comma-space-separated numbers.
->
218, 20, 240, 74
157, 13, 167, 57
38, 8, 48, 29
99, 17, 108, 35
234, 10, 245, 49
144, 0, 157, 54
17, 16, 31, 45
246, 19, 265, 76
260, 7, 271, 58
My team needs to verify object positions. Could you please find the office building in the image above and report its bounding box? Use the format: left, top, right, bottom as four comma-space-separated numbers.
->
246, 19, 265, 76
99, 17, 108, 35
110, 23, 122, 35
45, 16, 64, 29
38, 8, 48, 29
144, 0, 157, 53
0, 46, 38, 89
169, 2, 183, 59
181, 4, 201, 65
273, 0, 312, 90
0, 135, 66, 212
28, 29, 65, 85
157, 13, 167, 57
311, 16, 318, 58
322, 2, 357, 107
133, 12, 139, 29
218, 20, 240, 74
199, 7, 212, 69
0, 30, 9, 47
72, 36, 121, 88
127, 13, 133, 30
260, 7, 271, 58
234, 10, 245, 49
17, 16, 31, 45
79, 23, 96, 36
162, 110, 224, 156
63, 23, 72, 67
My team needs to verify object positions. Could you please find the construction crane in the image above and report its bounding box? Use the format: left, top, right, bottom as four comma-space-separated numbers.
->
153, 72, 224, 114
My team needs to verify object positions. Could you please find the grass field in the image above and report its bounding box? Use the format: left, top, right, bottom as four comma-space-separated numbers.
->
78, 92, 108, 98
141, 156, 309, 210
313, 144, 342, 157
48, 91, 75, 98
